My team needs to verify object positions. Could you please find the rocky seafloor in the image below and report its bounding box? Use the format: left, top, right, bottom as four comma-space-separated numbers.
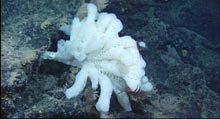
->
1, 0, 219, 118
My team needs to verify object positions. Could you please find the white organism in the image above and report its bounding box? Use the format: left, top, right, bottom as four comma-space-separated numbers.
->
139, 41, 147, 48
42, 3, 153, 113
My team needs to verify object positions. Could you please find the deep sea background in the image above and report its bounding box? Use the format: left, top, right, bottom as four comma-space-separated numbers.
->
1, 0, 219, 118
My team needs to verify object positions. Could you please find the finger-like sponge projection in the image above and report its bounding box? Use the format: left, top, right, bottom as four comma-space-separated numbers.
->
42, 3, 153, 113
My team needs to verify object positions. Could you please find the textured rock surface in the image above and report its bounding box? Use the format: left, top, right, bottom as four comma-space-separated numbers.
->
1, 0, 219, 118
